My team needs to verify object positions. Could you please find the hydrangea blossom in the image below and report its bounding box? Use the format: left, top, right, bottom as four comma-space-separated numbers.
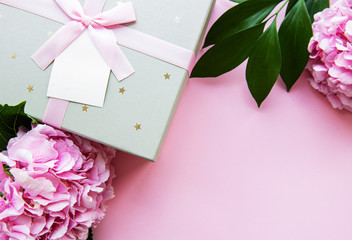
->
0, 124, 116, 240
307, 0, 352, 111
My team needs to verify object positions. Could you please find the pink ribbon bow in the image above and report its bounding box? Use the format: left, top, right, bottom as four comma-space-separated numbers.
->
31, 0, 136, 80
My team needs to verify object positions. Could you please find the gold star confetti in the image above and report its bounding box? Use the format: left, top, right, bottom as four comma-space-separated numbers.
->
174, 16, 181, 23
119, 87, 126, 94
134, 123, 141, 131
164, 73, 171, 79
82, 105, 88, 112
47, 31, 54, 37
11, 54, 16, 59
27, 85, 34, 92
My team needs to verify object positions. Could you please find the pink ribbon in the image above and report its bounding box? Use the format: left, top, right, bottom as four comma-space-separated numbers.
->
32, 0, 136, 80
43, 98, 69, 128
1, 0, 197, 128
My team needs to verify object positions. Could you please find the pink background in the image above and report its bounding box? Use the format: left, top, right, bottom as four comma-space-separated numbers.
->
95, 1, 352, 239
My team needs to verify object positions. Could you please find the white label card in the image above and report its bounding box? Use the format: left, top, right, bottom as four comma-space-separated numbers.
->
47, 31, 111, 107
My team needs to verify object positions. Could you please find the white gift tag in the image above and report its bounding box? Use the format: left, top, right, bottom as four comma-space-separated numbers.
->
47, 31, 111, 107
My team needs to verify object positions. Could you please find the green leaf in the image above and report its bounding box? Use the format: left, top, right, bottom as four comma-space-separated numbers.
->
3, 164, 12, 177
279, 0, 312, 90
231, 0, 246, 3
246, 19, 282, 107
87, 228, 93, 240
286, 0, 329, 22
191, 23, 265, 78
204, 0, 280, 47
0, 102, 32, 151
286, 0, 295, 13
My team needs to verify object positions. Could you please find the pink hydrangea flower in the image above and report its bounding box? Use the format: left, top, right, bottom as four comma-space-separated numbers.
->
0, 124, 116, 240
307, 0, 352, 111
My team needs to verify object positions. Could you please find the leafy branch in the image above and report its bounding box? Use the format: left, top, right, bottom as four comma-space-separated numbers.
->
191, 0, 329, 107
0, 102, 32, 199
0, 102, 32, 151
87, 228, 93, 240
0, 102, 96, 239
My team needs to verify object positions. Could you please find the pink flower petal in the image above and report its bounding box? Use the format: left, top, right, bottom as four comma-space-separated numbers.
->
46, 201, 70, 212
50, 218, 69, 239
30, 216, 46, 235
0, 123, 116, 239
10, 169, 56, 198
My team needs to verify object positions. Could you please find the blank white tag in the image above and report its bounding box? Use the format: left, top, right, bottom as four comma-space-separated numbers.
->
47, 31, 111, 107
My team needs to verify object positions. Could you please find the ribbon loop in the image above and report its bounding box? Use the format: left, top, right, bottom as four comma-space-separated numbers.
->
55, 0, 84, 20
83, 0, 105, 16
31, 0, 137, 80
94, 2, 136, 26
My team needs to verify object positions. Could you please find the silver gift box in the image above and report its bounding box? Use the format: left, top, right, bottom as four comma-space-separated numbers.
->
0, 0, 215, 160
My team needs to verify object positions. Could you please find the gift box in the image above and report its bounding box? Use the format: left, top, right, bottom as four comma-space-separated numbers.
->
0, 0, 215, 161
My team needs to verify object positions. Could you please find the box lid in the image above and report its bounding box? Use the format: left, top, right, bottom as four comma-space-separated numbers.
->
0, 0, 215, 160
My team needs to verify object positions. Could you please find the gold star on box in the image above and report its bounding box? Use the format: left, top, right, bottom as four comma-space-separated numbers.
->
174, 16, 181, 23
11, 54, 16, 59
82, 105, 88, 112
47, 31, 54, 37
164, 73, 171, 79
27, 85, 34, 92
134, 123, 141, 131
119, 87, 126, 94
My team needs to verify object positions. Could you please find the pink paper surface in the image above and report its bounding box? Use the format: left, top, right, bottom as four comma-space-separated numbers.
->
95, 1, 352, 239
